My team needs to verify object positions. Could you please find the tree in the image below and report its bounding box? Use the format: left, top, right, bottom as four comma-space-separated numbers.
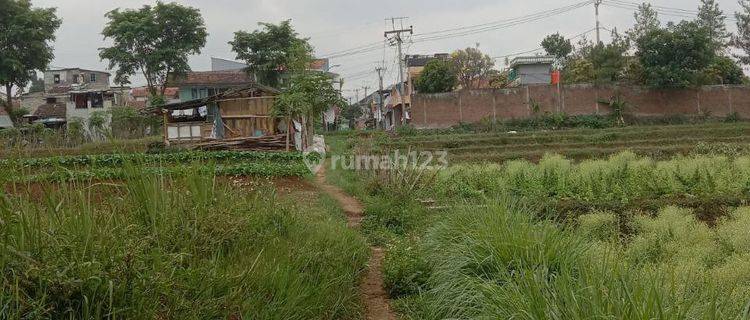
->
541, 33, 573, 63
626, 3, 660, 43
0, 0, 60, 113
230, 20, 313, 88
701, 55, 746, 84
697, 0, 729, 52
563, 32, 629, 84
414, 60, 456, 93
450, 47, 495, 90
734, 0, 750, 66
273, 72, 345, 146
636, 21, 715, 88
100, 2, 207, 98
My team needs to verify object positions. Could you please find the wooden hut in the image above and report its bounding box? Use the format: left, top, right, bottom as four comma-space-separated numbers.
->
159, 84, 307, 151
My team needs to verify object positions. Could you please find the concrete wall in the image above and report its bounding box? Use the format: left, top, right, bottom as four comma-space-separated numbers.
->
44, 69, 110, 91
411, 84, 750, 128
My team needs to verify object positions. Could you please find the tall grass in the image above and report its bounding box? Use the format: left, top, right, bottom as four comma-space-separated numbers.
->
0, 166, 368, 319
397, 201, 745, 319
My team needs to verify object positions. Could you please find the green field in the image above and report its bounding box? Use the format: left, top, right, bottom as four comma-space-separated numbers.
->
329, 122, 750, 319
0, 147, 368, 319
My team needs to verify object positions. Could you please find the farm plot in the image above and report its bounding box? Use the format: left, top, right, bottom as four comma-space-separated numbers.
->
0, 150, 369, 319
382, 122, 750, 162
1, 150, 315, 183
327, 126, 750, 319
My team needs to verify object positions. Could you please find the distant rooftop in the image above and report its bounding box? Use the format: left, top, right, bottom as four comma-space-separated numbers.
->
509, 56, 555, 68
406, 53, 450, 67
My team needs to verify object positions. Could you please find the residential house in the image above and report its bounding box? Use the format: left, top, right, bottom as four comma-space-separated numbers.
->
128, 87, 180, 110
159, 84, 309, 151
28, 68, 116, 130
211, 57, 249, 72
406, 53, 450, 93
171, 71, 254, 102
508, 56, 555, 86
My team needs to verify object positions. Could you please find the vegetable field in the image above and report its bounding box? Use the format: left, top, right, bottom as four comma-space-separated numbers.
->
329, 122, 750, 320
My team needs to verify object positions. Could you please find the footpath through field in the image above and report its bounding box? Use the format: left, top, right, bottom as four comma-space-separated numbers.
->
315, 166, 396, 320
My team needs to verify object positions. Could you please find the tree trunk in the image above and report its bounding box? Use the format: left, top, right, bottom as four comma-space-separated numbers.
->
4, 84, 13, 114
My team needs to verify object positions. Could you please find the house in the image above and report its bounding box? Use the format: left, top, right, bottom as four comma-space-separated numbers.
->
159, 84, 309, 151
25, 68, 117, 129
211, 57, 250, 72
128, 87, 180, 110
170, 71, 254, 102
508, 56, 555, 85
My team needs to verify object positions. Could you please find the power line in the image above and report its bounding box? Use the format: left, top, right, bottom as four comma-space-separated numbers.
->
319, 1, 592, 60
602, 0, 738, 22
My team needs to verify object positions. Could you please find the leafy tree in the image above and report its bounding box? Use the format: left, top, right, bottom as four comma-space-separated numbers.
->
341, 103, 363, 129
701, 56, 746, 84
450, 47, 495, 90
563, 32, 629, 84
541, 33, 573, 62
489, 70, 512, 89
636, 21, 715, 88
273, 72, 345, 145
697, 0, 729, 52
626, 3, 660, 43
100, 2, 207, 98
230, 20, 313, 88
0, 0, 60, 113
734, 0, 750, 66
414, 60, 456, 93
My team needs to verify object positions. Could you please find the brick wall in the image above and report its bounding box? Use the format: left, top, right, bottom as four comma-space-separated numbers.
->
411, 84, 750, 128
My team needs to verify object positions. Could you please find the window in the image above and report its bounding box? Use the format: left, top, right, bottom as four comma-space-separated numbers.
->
73, 74, 79, 84
90, 93, 104, 108
45, 97, 57, 104
90, 73, 97, 83
53, 74, 61, 84
191, 88, 198, 99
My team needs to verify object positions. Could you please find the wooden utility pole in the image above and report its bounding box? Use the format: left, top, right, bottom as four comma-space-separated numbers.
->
375, 67, 385, 130
385, 17, 413, 126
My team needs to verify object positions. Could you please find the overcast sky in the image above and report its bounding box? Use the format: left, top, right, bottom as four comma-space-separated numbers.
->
32, 0, 746, 100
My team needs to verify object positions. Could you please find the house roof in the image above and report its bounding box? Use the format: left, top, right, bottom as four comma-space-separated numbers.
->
310, 59, 329, 71
131, 87, 179, 98
169, 71, 253, 87
151, 83, 280, 112
33, 103, 66, 119
47, 68, 111, 75
406, 54, 450, 67
509, 56, 555, 68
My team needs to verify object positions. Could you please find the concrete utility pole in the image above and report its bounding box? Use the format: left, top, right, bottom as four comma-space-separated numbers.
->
375, 67, 385, 130
594, 0, 603, 44
385, 17, 413, 126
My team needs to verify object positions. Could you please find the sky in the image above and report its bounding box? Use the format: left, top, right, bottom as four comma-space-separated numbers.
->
31, 0, 747, 100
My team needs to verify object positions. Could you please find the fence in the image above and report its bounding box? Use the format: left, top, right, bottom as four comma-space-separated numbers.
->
410, 84, 750, 128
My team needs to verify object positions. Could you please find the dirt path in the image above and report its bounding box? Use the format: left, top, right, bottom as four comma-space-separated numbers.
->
315, 167, 396, 320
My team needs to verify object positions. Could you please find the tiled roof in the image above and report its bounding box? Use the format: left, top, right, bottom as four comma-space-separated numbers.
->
131, 87, 179, 98
33, 103, 66, 119
310, 59, 329, 71
170, 71, 253, 86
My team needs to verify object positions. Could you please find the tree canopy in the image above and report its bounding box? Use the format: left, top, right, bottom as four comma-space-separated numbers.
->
626, 3, 660, 43
0, 0, 60, 112
99, 1, 207, 97
734, 0, 750, 65
697, 0, 729, 52
541, 33, 573, 62
230, 20, 313, 88
414, 59, 456, 93
636, 21, 715, 88
450, 47, 494, 90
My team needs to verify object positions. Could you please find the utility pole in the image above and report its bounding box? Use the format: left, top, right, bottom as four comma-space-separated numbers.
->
385, 17, 413, 126
375, 67, 385, 130
594, 0, 602, 44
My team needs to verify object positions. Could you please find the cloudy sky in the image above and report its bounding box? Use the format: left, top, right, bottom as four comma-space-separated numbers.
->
32, 0, 746, 100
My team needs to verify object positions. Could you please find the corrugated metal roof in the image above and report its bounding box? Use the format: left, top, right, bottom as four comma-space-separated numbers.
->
509, 56, 555, 68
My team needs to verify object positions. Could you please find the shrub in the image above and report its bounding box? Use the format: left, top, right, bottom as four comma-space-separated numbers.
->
383, 237, 431, 298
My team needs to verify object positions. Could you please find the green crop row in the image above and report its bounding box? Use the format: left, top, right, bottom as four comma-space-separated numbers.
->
17, 162, 311, 182
435, 151, 750, 203
0, 150, 310, 169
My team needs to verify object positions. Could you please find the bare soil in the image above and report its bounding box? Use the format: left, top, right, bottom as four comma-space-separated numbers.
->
314, 167, 396, 320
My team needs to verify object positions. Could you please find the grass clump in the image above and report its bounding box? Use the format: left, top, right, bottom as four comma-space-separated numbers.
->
0, 167, 368, 319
